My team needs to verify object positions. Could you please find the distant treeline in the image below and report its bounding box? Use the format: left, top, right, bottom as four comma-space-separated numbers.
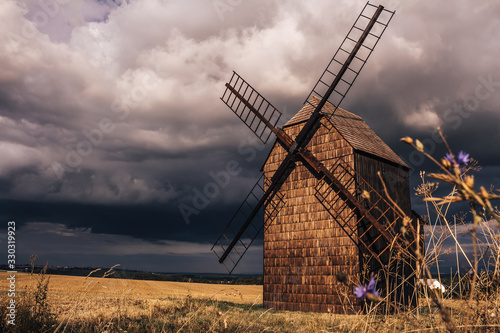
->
0, 264, 263, 285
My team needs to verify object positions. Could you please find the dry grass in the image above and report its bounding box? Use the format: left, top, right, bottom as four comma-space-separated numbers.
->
0, 271, 362, 332
0, 271, 263, 324
2, 270, 500, 332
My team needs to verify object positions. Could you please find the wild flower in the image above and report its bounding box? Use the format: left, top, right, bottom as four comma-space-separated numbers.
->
402, 129, 500, 221
443, 150, 470, 171
354, 276, 379, 300
457, 151, 470, 166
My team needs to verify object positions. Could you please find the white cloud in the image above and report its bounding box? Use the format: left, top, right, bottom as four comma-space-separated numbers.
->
402, 103, 442, 130
0, 0, 319, 205
392, 35, 423, 60
0, 141, 44, 175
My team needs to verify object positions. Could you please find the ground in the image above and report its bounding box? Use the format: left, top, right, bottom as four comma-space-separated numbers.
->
1, 271, 499, 332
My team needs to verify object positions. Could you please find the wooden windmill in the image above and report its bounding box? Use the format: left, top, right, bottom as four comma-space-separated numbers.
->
212, 3, 420, 313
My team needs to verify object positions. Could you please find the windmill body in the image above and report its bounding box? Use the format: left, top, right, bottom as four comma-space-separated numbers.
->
263, 97, 413, 313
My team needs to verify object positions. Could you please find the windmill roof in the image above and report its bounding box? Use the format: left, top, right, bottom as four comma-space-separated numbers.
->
284, 96, 408, 168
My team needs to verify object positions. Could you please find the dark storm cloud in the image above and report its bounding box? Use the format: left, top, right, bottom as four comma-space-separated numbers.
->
0, 0, 499, 272
1, 220, 262, 273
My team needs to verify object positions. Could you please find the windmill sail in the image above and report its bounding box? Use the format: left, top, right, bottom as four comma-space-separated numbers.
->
221, 71, 282, 144
304, 3, 394, 127
213, 3, 398, 274
211, 174, 286, 273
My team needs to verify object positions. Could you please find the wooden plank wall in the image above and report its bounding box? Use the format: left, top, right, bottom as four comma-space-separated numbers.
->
263, 119, 361, 313
354, 152, 411, 214
354, 152, 418, 309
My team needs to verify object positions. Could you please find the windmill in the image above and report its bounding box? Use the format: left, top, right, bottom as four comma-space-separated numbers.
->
211, 3, 420, 313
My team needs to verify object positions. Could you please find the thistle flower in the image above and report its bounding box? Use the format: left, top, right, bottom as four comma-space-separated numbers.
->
354, 276, 379, 300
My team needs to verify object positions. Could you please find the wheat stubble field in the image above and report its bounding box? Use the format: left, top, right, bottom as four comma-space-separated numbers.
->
1, 271, 261, 324
0, 270, 360, 332
2, 269, 500, 332
0, 271, 263, 303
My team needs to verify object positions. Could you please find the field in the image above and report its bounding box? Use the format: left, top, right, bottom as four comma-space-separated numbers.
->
2, 269, 500, 332
0, 270, 364, 332
2, 271, 262, 303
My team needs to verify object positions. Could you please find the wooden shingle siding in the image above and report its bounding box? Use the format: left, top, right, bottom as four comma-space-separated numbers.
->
262, 97, 417, 313
263, 116, 360, 313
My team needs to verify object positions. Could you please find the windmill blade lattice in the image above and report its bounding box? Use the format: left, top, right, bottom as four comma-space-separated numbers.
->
211, 174, 286, 273
221, 72, 282, 144
304, 3, 394, 127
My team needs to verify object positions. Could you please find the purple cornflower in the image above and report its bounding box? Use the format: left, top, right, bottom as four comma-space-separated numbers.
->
443, 151, 470, 170
354, 276, 379, 300
457, 151, 470, 166
443, 153, 454, 165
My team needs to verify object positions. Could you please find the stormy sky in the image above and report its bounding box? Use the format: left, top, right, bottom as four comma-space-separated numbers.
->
1, 0, 499, 274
